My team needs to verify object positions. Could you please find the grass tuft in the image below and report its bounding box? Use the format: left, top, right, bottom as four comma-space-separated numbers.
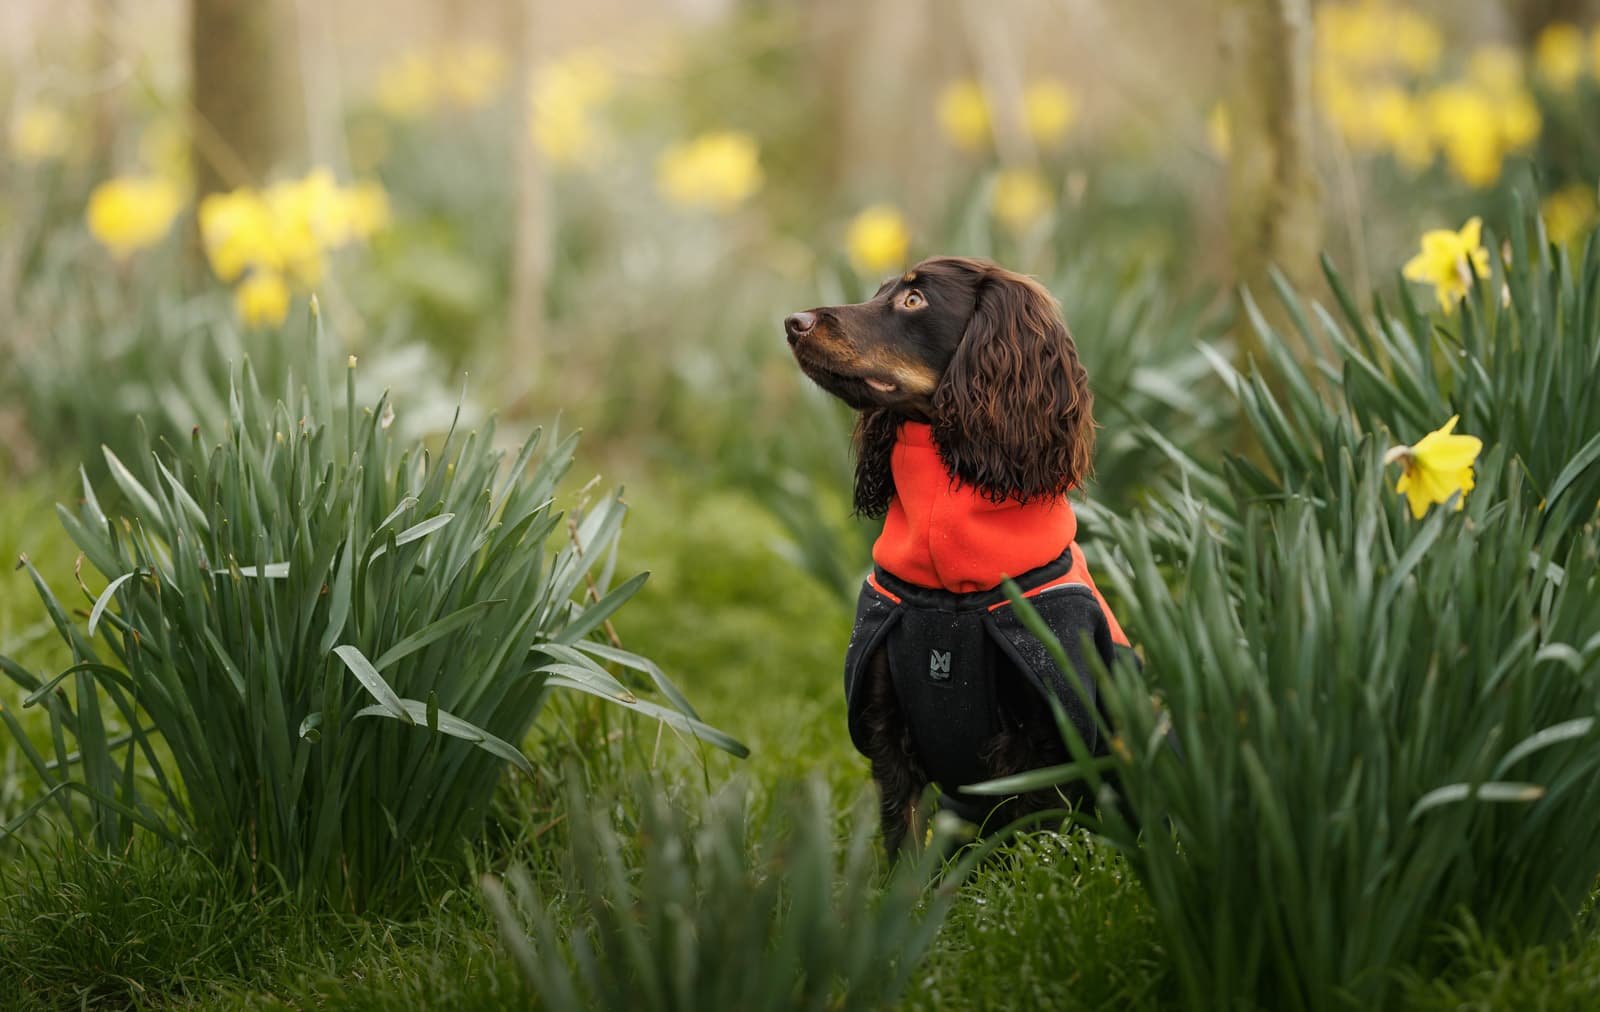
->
0, 840, 292, 1009
902, 831, 1169, 1012
485, 773, 967, 1012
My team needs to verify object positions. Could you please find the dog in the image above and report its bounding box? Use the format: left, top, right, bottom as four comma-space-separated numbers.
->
785, 256, 1132, 855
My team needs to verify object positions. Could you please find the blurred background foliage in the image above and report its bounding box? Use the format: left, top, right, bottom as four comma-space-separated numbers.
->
3, 0, 1600, 1006
3, 0, 1597, 501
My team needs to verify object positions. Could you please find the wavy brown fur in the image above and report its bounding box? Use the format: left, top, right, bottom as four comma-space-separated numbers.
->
848, 260, 1095, 508
852, 409, 900, 517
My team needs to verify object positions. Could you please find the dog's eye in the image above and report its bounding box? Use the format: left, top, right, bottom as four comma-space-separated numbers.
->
901, 290, 926, 310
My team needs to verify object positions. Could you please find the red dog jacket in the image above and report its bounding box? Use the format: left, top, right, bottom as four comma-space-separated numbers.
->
844, 422, 1131, 806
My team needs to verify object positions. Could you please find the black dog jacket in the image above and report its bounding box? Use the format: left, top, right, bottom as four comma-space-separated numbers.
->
843, 545, 1125, 819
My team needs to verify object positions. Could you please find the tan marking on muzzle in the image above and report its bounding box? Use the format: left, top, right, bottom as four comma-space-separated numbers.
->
864, 350, 940, 395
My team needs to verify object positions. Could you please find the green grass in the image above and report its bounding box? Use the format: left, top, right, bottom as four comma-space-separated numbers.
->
0, 839, 309, 1009
0, 834, 528, 1010
221, 912, 525, 1012
1400, 922, 1600, 1012
0, 471, 78, 664
901, 831, 1169, 1012
0, 472, 81, 831
611, 480, 859, 798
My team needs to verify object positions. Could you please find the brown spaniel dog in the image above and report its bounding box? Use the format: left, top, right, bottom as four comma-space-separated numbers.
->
786, 256, 1129, 855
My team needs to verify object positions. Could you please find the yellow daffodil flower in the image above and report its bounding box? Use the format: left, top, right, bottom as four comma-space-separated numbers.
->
200, 189, 278, 282
1316, 3, 1381, 69
530, 101, 599, 166
1496, 90, 1542, 151
86, 176, 184, 260
936, 80, 991, 152
374, 52, 439, 120
529, 51, 614, 167
990, 168, 1053, 234
269, 169, 348, 249
535, 51, 613, 110
10, 103, 69, 162
235, 271, 292, 328
846, 205, 910, 274
1402, 217, 1490, 313
436, 42, 507, 109
138, 119, 192, 192
374, 43, 507, 120
1425, 86, 1505, 188
1534, 23, 1586, 92
344, 181, 392, 239
657, 131, 762, 212
1371, 87, 1432, 170
219, 180, 318, 285
1206, 103, 1231, 160
1316, 2, 1441, 75
1315, 8, 1537, 188
1023, 80, 1078, 148
1317, 64, 1383, 151
200, 169, 392, 325
1468, 46, 1525, 96
1392, 9, 1443, 75
1541, 183, 1598, 247
1385, 416, 1483, 519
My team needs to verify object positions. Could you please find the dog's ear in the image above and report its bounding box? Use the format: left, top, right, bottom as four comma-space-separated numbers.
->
852, 408, 899, 517
931, 268, 1094, 503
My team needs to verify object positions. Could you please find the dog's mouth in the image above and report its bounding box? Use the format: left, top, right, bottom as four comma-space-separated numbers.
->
793, 352, 899, 398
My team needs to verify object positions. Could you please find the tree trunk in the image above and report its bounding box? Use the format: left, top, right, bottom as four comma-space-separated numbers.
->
189, 0, 306, 198
507, 0, 551, 407
88, 0, 120, 181
828, 0, 928, 194
1221, 0, 1321, 372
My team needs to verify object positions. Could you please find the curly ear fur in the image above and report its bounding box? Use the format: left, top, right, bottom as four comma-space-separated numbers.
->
852, 408, 900, 517
931, 269, 1095, 503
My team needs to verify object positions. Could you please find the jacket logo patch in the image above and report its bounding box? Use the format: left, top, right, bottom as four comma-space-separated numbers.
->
928, 649, 952, 680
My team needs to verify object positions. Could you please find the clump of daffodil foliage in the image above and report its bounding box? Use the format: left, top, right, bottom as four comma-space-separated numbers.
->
0, 330, 744, 910
986, 208, 1600, 1012
485, 776, 972, 1012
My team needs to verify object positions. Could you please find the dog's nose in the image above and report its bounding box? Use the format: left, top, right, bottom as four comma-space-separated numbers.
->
784, 311, 816, 345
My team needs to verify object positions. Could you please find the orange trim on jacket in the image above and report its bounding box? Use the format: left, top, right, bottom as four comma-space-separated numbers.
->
871, 421, 1128, 646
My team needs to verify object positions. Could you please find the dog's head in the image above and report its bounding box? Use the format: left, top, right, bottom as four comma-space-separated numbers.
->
785, 256, 1094, 516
